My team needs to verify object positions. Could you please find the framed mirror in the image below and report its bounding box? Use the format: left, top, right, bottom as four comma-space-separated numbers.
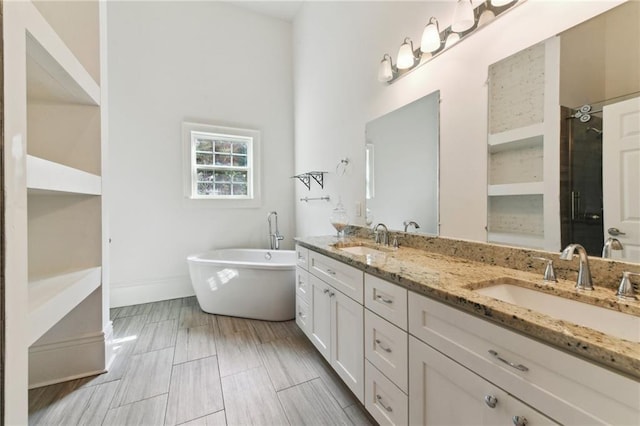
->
487, 1, 639, 262
365, 91, 440, 235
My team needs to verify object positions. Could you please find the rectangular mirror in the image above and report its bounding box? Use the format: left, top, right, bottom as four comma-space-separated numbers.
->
365, 90, 439, 235
487, 1, 639, 262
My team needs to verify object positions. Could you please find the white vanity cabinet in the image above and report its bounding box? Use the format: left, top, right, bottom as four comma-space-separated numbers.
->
408, 291, 640, 425
306, 250, 365, 402
295, 245, 311, 336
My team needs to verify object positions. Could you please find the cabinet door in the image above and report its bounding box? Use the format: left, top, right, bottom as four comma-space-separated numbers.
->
309, 274, 331, 361
331, 288, 364, 403
409, 336, 556, 426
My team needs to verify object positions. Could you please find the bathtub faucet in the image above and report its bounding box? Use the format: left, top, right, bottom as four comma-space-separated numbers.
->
268, 211, 284, 250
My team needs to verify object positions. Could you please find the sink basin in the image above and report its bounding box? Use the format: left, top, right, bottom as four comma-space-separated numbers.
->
474, 282, 640, 343
339, 245, 387, 257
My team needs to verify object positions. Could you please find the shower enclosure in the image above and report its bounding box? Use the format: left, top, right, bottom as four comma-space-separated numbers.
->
560, 106, 604, 256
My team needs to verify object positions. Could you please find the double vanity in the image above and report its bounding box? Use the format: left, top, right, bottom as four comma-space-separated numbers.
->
294, 232, 639, 425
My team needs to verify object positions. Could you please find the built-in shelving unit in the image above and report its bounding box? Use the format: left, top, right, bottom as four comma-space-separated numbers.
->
28, 267, 102, 346
4, 1, 109, 421
26, 155, 101, 195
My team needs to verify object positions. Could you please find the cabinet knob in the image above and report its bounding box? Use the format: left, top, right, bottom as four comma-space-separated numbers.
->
512, 416, 528, 426
329, 291, 335, 297
484, 395, 498, 408
323, 288, 330, 294
326, 268, 336, 276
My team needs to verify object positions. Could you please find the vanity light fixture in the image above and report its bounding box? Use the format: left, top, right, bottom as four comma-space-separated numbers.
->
378, 0, 525, 84
444, 32, 461, 49
452, 0, 475, 33
377, 54, 396, 82
421, 17, 442, 53
397, 37, 418, 69
491, 0, 516, 7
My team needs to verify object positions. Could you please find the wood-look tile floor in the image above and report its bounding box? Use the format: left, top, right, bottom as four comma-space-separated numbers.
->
28, 297, 377, 426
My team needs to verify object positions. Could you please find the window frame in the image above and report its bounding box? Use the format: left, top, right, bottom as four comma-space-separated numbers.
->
182, 122, 261, 207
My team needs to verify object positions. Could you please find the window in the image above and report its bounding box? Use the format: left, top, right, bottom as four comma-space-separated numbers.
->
183, 122, 261, 205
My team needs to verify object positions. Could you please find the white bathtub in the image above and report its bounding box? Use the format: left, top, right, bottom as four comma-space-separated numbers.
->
187, 249, 296, 321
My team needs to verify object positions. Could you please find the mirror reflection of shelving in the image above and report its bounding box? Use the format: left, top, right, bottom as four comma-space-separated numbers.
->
487, 124, 545, 248
25, 10, 103, 347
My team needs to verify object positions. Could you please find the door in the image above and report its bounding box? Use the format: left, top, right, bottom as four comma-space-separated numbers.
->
309, 274, 331, 361
603, 96, 640, 262
331, 289, 364, 402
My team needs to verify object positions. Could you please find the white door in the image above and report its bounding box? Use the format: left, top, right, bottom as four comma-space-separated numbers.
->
309, 274, 331, 361
331, 289, 364, 403
603, 96, 640, 262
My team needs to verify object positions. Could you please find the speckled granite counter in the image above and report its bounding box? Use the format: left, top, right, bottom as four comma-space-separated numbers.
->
295, 235, 640, 381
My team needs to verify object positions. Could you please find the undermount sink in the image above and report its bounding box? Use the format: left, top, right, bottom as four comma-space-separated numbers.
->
473, 281, 640, 343
339, 245, 388, 256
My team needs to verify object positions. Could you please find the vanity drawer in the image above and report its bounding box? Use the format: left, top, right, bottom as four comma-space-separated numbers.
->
364, 274, 408, 330
408, 292, 640, 425
309, 251, 363, 304
365, 309, 408, 393
295, 245, 309, 270
365, 360, 408, 426
295, 295, 310, 336
295, 267, 310, 302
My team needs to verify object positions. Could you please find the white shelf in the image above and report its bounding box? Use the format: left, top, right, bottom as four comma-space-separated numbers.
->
27, 155, 101, 195
25, 3, 100, 105
28, 267, 102, 345
488, 123, 544, 150
488, 182, 544, 196
487, 232, 545, 249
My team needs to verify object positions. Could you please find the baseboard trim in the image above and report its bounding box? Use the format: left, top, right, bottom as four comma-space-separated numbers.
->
29, 329, 110, 389
110, 274, 195, 307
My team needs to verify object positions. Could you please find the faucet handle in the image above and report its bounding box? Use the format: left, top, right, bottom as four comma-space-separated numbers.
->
617, 271, 640, 300
532, 257, 557, 283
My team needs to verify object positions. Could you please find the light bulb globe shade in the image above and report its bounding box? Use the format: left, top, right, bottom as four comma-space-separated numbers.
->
421, 19, 441, 53
478, 9, 495, 27
491, 0, 516, 7
397, 39, 415, 70
378, 55, 394, 82
451, 0, 474, 33
444, 32, 460, 49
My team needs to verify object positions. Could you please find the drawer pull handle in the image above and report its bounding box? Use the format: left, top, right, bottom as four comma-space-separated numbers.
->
512, 416, 528, 426
323, 289, 330, 294
326, 268, 336, 276
488, 350, 529, 372
298, 312, 305, 319
375, 339, 392, 353
376, 295, 393, 304
298, 253, 304, 259
376, 395, 393, 412
484, 395, 498, 408
329, 291, 335, 297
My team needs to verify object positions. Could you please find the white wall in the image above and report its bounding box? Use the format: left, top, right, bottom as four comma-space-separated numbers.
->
292, 0, 623, 241
108, 1, 294, 306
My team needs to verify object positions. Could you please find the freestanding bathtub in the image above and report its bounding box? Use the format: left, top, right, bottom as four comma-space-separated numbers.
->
187, 249, 296, 321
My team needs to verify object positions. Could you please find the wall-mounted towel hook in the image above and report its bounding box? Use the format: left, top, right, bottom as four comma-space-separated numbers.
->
336, 158, 350, 176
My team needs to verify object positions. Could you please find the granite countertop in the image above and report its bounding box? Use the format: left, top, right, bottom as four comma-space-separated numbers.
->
295, 235, 640, 381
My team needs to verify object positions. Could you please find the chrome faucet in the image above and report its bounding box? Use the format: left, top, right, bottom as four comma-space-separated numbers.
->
373, 223, 389, 246
559, 244, 593, 290
617, 271, 640, 300
403, 220, 420, 232
267, 211, 284, 250
602, 237, 624, 258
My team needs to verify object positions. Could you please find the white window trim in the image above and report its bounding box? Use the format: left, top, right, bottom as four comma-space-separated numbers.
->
182, 122, 261, 208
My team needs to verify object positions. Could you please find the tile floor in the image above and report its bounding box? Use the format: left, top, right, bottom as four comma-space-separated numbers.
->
28, 296, 376, 425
